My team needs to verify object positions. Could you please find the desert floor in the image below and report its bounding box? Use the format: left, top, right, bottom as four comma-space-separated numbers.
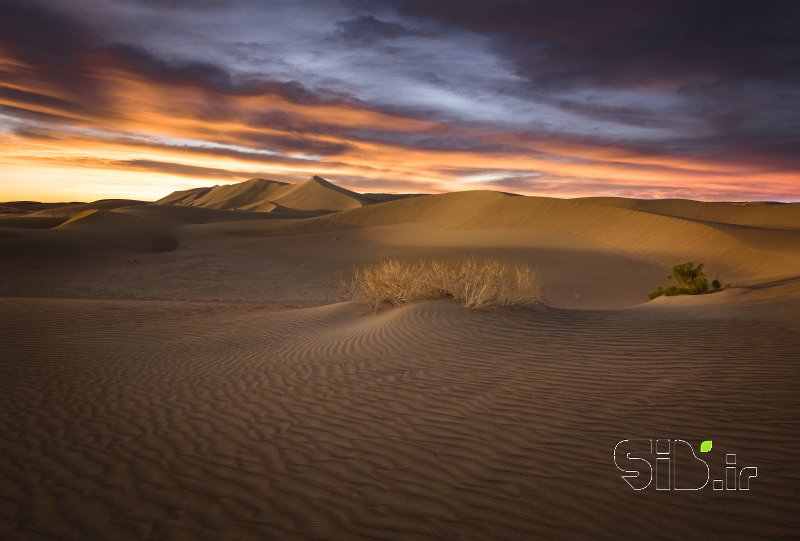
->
1, 191, 799, 540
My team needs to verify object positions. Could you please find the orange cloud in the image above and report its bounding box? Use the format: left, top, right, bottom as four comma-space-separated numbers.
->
2, 45, 798, 202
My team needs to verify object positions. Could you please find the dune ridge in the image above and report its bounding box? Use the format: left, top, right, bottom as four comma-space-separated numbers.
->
27, 199, 147, 218
3, 180, 799, 306
156, 176, 375, 213
240, 190, 800, 281
56, 209, 179, 252
580, 197, 800, 229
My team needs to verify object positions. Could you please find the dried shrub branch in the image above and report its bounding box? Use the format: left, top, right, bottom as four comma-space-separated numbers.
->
341, 256, 543, 310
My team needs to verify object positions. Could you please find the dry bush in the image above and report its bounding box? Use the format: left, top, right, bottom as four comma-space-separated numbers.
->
341, 256, 543, 309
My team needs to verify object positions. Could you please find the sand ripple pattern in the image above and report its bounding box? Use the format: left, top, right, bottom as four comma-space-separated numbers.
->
1, 298, 798, 540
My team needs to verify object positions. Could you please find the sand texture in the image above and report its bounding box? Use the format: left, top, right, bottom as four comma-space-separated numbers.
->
1, 182, 799, 540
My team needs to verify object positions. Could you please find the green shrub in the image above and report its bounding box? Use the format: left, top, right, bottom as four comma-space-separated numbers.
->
649, 261, 717, 300
669, 261, 709, 293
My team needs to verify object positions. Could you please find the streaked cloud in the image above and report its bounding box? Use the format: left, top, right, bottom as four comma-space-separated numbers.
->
1, 0, 798, 202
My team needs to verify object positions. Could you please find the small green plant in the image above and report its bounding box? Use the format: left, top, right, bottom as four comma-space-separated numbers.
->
648, 261, 720, 300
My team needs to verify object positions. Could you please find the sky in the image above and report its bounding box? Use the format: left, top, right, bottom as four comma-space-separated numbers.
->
1, 0, 798, 202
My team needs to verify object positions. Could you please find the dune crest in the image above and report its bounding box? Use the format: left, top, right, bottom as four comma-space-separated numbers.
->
156, 175, 377, 213
57, 209, 179, 252
580, 197, 800, 229
27, 199, 147, 218
242, 190, 800, 281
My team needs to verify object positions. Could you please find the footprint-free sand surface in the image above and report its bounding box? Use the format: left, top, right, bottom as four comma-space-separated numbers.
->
2, 181, 799, 540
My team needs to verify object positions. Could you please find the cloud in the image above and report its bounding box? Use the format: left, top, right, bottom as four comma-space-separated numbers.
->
1, 0, 798, 201
362, 0, 800, 87
0, 104, 75, 124
0, 0, 349, 110
121, 0, 231, 9
346, 0, 800, 173
334, 15, 422, 45
0, 0, 96, 60
229, 131, 353, 156
103, 43, 340, 104
0, 0, 102, 104
114, 159, 263, 179
0, 87, 77, 110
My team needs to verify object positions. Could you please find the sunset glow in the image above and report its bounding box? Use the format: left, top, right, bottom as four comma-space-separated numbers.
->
1, 0, 798, 202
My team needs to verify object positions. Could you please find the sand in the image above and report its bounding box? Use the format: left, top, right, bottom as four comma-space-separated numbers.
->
1, 181, 799, 540
156, 176, 390, 213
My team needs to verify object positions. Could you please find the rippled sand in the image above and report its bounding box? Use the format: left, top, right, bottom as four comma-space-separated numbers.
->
2, 191, 799, 539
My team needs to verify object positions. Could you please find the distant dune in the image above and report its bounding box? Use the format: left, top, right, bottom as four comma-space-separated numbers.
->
155, 175, 412, 213
579, 197, 800, 229
28, 199, 148, 218
242, 189, 800, 281
0, 201, 85, 214
1, 177, 799, 304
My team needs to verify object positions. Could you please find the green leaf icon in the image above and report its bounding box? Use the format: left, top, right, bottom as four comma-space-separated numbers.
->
700, 440, 713, 453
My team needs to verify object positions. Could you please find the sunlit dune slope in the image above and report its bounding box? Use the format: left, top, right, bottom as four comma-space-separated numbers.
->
157, 176, 372, 213
241, 190, 800, 280
580, 197, 800, 229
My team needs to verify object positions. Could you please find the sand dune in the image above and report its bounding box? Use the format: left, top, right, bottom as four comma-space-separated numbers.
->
157, 178, 289, 211
0, 201, 85, 214
27, 199, 147, 218
114, 204, 302, 225
56, 209, 179, 253
581, 197, 800, 229
242, 190, 800, 283
157, 176, 373, 213
0, 215, 65, 229
1, 291, 798, 540
1, 180, 799, 539
0, 221, 666, 308
2, 184, 799, 305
